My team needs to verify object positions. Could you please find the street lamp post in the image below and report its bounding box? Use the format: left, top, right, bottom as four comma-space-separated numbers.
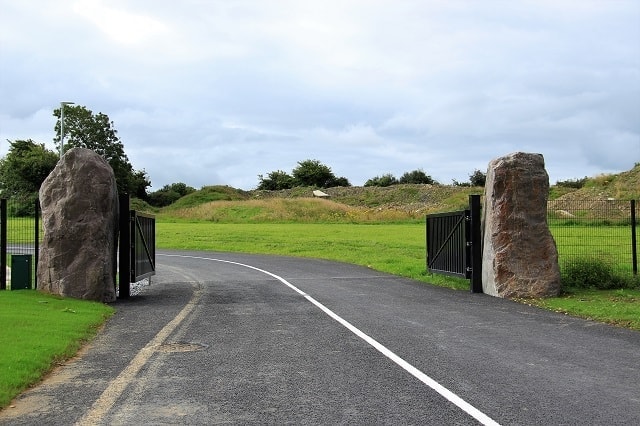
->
59, 101, 75, 158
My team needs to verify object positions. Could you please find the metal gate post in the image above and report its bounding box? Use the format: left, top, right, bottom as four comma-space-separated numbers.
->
468, 194, 483, 293
632, 199, 637, 276
1, 199, 6, 290
34, 199, 39, 289
118, 194, 131, 298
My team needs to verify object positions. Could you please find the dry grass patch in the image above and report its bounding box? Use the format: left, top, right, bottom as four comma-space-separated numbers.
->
161, 198, 423, 223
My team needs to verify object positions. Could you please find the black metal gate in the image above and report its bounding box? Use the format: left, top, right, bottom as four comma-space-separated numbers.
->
426, 194, 482, 292
118, 195, 156, 299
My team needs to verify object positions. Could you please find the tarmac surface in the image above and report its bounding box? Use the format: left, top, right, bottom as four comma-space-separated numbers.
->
1, 249, 639, 425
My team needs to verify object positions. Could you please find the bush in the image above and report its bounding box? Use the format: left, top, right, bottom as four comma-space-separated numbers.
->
561, 257, 631, 290
555, 177, 588, 189
147, 182, 196, 207
8, 193, 38, 217
365, 173, 398, 187
257, 170, 295, 190
399, 169, 436, 185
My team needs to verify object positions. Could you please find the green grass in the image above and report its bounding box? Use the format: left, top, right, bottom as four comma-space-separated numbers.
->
157, 221, 449, 283
157, 220, 639, 329
551, 225, 636, 276
163, 185, 249, 210
3, 217, 42, 244
523, 288, 640, 331
0, 291, 114, 409
157, 221, 463, 290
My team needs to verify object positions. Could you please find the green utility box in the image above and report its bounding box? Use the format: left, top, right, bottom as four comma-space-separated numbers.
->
11, 254, 32, 290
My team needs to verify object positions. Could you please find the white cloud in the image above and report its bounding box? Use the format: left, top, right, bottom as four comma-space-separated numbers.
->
0, 0, 638, 190
73, 0, 168, 46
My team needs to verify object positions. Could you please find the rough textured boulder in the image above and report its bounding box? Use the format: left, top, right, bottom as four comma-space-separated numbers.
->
38, 148, 118, 302
481, 152, 561, 298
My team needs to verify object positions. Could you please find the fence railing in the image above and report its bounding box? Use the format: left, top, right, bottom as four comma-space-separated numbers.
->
131, 211, 156, 283
547, 199, 638, 276
2, 195, 156, 296
426, 194, 483, 292
118, 195, 156, 298
0, 199, 40, 290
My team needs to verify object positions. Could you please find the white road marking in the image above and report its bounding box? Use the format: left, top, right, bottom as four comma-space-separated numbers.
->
159, 254, 501, 426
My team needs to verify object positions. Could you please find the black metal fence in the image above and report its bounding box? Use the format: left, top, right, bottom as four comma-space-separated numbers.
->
0, 199, 40, 290
426, 197, 638, 292
131, 211, 156, 282
118, 195, 156, 298
426, 195, 482, 292
547, 199, 638, 276
1, 195, 156, 297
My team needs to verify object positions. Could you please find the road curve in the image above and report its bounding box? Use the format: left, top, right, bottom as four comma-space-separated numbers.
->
1, 250, 639, 425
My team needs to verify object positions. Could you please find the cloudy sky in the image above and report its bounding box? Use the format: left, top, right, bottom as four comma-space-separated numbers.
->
1, 0, 638, 190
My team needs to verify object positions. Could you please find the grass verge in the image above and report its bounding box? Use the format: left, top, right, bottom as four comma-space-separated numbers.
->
0, 291, 114, 409
157, 221, 468, 291
520, 288, 640, 331
157, 221, 639, 328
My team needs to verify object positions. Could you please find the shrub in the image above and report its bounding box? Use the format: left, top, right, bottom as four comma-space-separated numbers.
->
257, 170, 295, 190
365, 173, 398, 187
556, 177, 588, 189
399, 169, 436, 185
147, 182, 196, 207
561, 257, 630, 290
8, 193, 38, 217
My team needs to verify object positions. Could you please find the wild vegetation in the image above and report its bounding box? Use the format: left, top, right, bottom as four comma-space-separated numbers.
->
144, 163, 639, 224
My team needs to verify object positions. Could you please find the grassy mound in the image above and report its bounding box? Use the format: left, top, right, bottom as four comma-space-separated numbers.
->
150, 164, 638, 223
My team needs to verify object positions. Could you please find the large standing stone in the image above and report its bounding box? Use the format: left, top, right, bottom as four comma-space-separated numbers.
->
481, 152, 561, 298
38, 148, 118, 302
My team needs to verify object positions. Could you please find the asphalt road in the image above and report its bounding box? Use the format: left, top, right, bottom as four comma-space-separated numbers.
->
1, 250, 639, 425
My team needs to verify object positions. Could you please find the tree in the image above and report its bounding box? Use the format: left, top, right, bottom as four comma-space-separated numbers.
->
257, 160, 350, 189
290, 159, 350, 188
148, 182, 196, 207
257, 170, 295, 190
53, 105, 150, 196
454, 169, 486, 187
468, 169, 486, 187
0, 139, 58, 215
292, 159, 335, 187
399, 169, 436, 185
364, 173, 398, 187
327, 176, 351, 187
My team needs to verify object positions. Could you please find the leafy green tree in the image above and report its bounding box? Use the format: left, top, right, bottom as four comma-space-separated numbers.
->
257, 160, 350, 189
257, 170, 295, 190
468, 169, 486, 187
364, 173, 398, 187
292, 159, 334, 187
53, 105, 150, 196
0, 139, 58, 215
399, 169, 436, 185
290, 159, 350, 188
327, 176, 351, 187
148, 182, 196, 207
0, 139, 58, 195
453, 169, 486, 187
